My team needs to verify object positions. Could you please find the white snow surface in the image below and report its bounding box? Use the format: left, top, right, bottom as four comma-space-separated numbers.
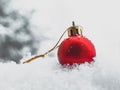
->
1, 0, 120, 90
0, 57, 120, 90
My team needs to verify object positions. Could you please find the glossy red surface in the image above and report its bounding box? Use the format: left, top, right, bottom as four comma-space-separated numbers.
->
58, 36, 96, 65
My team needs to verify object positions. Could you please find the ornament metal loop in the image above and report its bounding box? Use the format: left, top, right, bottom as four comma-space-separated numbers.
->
67, 22, 83, 37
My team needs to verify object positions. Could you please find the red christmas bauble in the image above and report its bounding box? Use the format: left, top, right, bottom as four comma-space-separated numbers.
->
58, 35, 96, 65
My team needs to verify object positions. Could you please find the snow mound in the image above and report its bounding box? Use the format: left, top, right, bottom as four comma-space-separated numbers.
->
0, 57, 120, 90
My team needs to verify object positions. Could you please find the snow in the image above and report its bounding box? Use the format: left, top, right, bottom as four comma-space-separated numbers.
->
0, 0, 120, 90
0, 58, 120, 90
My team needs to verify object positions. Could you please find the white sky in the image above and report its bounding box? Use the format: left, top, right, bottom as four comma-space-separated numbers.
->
10, 0, 120, 67
0, 1, 120, 90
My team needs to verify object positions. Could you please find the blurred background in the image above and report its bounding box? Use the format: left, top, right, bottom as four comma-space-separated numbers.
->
0, 0, 120, 65
0, 0, 43, 63
0, 0, 120, 90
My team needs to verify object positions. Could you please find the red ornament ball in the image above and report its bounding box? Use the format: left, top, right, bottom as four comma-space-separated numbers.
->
58, 35, 96, 65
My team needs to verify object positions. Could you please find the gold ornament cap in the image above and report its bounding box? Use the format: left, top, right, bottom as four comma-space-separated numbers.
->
67, 21, 83, 37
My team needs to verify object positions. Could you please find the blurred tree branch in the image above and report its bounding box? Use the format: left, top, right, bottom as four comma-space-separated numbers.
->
0, 0, 39, 63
